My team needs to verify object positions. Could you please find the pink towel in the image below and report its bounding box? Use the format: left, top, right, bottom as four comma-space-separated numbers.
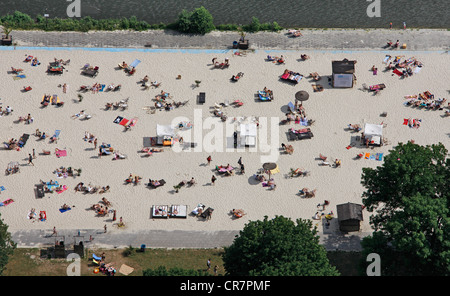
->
55, 149, 67, 157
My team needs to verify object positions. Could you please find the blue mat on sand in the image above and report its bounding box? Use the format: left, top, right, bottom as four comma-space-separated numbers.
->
59, 207, 71, 213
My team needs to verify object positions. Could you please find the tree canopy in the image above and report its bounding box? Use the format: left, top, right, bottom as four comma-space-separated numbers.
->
222, 215, 339, 276
0, 214, 16, 275
175, 6, 215, 35
360, 142, 450, 275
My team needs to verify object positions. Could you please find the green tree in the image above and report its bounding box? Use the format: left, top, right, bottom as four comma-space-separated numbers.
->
360, 142, 450, 276
175, 6, 215, 35
0, 214, 16, 275
222, 216, 339, 276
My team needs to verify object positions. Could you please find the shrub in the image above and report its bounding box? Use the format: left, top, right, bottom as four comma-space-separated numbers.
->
175, 6, 215, 35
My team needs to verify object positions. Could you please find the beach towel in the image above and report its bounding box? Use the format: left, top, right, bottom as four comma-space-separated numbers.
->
364, 153, 370, 159
376, 153, 383, 161
13, 74, 26, 80
59, 207, 71, 213
113, 116, 124, 124
383, 55, 391, 64
346, 145, 353, 149
0, 199, 14, 207
55, 149, 67, 158
403, 119, 409, 125
0, 186, 5, 193
100, 84, 106, 92
39, 211, 46, 221
130, 59, 141, 68
281, 73, 290, 80
414, 66, 422, 74
57, 185, 68, 194
369, 153, 376, 160
93, 254, 102, 261
393, 69, 403, 76
119, 264, 134, 276
119, 118, 129, 126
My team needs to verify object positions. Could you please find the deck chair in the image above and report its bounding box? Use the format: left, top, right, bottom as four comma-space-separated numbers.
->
92, 253, 102, 261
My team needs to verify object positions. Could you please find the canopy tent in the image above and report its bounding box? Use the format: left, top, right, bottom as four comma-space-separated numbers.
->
332, 59, 356, 88
156, 124, 175, 146
239, 123, 257, 147
364, 123, 383, 146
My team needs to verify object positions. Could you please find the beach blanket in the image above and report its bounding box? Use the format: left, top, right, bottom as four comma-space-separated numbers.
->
369, 153, 376, 160
55, 149, 67, 158
383, 55, 392, 64
0, 186, 5, 193
113, 116, 124, 124
403, 118, 409, 125
59, 207, 71, 213
119, 264, 134, 276
364, 153, 370, 159
0, 199, 14, 207
39, 211, 46, 221
13, 74, 26, 80
393, 69, 403, 76
57, 185, 68, 194
100, 84, 106, 92
119, 118, 129, 126
376, 153, 383, 161
130, 59, 141, 68
414, 66, 422, 74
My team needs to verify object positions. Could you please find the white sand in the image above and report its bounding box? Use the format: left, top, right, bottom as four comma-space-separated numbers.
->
0, 48, 449, 236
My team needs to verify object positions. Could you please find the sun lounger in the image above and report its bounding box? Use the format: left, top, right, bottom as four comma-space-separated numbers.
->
258, 91, 273, 101
18, 133, 30, 148
169, 205, 187, 218
81, 67, 98, 77
152, 205, 169, 218
281, 71, 303, 84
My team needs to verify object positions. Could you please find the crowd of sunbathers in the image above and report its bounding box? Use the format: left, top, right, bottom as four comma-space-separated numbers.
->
79, 83, 121, 93
74, 182, 109, 193
404, 91, 447, 112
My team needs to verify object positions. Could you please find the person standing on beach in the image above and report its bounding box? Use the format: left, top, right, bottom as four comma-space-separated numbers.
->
207, 155, 212, 165
104, 224, 107, 233
32, 149, 36, 159
237, 157, 242, 166
94, 138, 98, 149
211, 175, 217, 185
207, 259, 211, 271
52, 227, 57, 236
28, 154, 34, 166
389, 22, 392, 29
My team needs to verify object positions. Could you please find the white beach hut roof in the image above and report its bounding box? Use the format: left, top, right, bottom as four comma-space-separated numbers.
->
364, 123, 383, 137
156, 124, 175, 137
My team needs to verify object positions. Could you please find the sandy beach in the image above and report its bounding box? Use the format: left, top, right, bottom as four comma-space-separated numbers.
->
0, 46, 449, 242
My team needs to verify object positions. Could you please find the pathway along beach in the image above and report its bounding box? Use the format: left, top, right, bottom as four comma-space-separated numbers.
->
1, 29, 449, 249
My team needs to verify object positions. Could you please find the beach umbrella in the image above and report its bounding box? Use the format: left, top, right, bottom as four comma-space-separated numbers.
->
295, 90, 309, 102
262, 162, 279, 179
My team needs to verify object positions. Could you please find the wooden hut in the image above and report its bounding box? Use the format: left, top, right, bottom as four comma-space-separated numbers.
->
331, 59, 356, 88
336, 202, 363, 232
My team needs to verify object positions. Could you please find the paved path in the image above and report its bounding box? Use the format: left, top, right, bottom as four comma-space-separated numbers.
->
11, 228, 367, 251
6, 28, 450, 51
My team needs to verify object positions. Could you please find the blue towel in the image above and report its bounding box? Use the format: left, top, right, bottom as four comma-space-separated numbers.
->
130, 59, 141, 68
0, 186, 5, 191
376, 153, 383, 161
59, 207, 71, 213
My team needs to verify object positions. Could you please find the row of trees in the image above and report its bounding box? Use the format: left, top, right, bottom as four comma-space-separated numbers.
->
0, 8, 283, 35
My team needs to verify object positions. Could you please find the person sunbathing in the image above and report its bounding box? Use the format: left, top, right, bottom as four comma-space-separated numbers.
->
309, 72, 321, 81
61, 204, 70, 210
301, 54, 310, 60
188, 177, 196, 186
102, 197, 111, 207
72, 110, 85, 119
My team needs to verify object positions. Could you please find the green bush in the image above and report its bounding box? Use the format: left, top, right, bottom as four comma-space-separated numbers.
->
175, 6, 215, 34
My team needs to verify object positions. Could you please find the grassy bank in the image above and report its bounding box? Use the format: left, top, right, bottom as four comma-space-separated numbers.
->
3, 247, 362, 276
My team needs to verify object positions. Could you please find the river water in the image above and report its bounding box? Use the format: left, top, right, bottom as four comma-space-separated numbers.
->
1, 0, 449, 29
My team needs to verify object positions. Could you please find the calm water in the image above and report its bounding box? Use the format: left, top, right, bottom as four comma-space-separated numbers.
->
1, 0, 449, 28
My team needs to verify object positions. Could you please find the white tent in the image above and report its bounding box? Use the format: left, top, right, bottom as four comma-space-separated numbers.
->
156, 124, 175, 146
240, 123, 257, 147
364, 123, 383, 146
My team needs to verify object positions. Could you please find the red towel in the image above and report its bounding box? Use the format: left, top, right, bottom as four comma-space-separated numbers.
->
119, 119, 129, 126
403, 119, 409, 125
393, 69, 403, 76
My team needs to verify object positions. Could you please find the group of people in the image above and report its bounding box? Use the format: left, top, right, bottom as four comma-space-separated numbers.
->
0, 105, 13, 116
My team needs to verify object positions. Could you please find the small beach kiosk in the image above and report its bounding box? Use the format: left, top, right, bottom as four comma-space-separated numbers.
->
364, 123, 383, 146
156, 124, 175, 146
239, 123, 257, 147
336, 202, 364, 232
331, 59, 356, 88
